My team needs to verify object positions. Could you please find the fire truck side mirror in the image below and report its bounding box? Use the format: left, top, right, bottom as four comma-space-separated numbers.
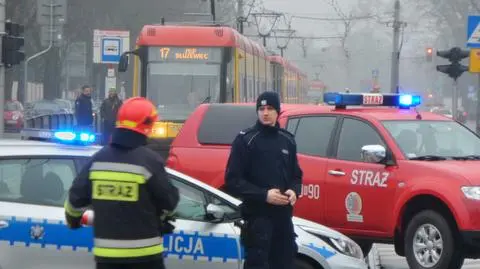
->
361, 144, 386, 164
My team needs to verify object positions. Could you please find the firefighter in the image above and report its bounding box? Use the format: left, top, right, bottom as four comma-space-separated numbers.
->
225, 91, 303, 269
64, 97, 180, 269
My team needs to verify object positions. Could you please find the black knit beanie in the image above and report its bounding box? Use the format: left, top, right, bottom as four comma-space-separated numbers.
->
256, 91, 281, 114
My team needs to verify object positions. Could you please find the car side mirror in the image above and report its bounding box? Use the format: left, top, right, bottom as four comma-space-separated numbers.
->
206, 203, 225, 222
118, 54, 129, 72
361, 144, 386, 164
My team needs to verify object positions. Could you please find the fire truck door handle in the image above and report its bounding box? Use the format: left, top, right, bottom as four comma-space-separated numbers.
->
0, 220, 9, 229
328, 170, 346, 176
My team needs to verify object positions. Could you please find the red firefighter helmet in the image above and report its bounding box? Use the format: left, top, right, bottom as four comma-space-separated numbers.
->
115, 97, 158, 136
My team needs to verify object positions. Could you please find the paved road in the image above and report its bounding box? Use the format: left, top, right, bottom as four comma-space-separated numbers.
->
375, 244, 480, 269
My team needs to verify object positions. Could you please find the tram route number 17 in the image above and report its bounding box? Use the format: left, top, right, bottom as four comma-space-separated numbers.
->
299, 184, 320, 200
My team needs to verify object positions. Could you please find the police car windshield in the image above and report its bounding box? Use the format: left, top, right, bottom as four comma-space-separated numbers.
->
382, 120, 480, 159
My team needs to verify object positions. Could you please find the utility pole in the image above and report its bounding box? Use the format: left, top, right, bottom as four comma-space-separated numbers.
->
390, 0, 401, 94
300, 38, 308, 58
237, 0, 245, 33
209, 0, 216, 23
0, 0, 5, 138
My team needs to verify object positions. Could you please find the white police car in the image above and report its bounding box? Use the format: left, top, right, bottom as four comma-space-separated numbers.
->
0, 132, 368, 269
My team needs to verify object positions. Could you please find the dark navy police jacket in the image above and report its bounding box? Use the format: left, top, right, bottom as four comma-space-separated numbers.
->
225, 121, 303, 217
75, 94, 93, 126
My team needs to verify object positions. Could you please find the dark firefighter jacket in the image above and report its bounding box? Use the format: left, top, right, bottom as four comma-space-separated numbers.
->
225, 121, 303, 217
75, 94, 93, 126
64, 128, 180, 263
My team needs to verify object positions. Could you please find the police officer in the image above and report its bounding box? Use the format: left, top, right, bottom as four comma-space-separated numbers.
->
225, 91, 303, 269
75, 85, 94, 130
64, 97, 180, 269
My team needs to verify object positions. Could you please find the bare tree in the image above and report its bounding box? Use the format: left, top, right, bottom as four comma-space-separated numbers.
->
414, 0, 477, 46
321, 0, 366, 88
322, 0, 354, 60
470, 0, 480, 12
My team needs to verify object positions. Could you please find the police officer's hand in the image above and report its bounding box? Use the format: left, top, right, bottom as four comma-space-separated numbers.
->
284, 189, 297, 206
266, 189, 290, 205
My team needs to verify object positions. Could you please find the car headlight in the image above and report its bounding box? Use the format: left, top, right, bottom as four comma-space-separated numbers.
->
461, 186, 480, 200
12, 114, 19, 120
299, 225, 364, 259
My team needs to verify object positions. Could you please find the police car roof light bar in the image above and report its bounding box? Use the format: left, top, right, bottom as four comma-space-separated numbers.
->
54, 131, 96, 143
323, 92, 421, 109
20, 128, 98, 145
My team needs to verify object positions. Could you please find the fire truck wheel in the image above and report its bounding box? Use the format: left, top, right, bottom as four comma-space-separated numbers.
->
404, 210, 464, 269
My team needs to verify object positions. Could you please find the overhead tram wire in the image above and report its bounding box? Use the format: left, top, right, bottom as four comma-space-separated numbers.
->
290, 14, 379, 21
243, 34, 343, 40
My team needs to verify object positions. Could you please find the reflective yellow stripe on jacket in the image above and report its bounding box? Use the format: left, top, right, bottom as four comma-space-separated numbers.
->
89, 162, 151, 202
64, 200, 85, 218
89, 162, 163, 258
93, 237, 164, 258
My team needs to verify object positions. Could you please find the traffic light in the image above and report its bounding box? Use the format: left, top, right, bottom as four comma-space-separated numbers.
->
426, 47, 433, 62
435, 47, 469, 80
2, 21, 25, 67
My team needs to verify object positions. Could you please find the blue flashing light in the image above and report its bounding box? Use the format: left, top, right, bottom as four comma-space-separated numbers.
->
398, 94, 421, 107
54, 131, 76, 141
54, 131, 95, 143
323, 92, 421, 109
79, 132, 95, 142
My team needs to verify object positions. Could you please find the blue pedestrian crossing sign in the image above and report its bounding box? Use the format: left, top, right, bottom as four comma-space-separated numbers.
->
467, 16, 480, 48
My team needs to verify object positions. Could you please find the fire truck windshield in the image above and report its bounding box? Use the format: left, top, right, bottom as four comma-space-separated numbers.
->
382, 120, 480, 159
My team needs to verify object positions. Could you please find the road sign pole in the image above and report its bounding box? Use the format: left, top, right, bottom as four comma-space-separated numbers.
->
390, 0, 401, 94
477, 74, 480, 135
0, 0, 5, 138
467, 15, 480, 133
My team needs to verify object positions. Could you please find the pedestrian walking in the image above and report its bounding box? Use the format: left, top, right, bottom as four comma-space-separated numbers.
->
64, 97, 180, 269
100, 88, 123, 145
225, 91, 303, 269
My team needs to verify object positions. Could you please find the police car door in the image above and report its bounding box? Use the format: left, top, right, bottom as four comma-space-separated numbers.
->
166, 174, 241, 269
0, 157, 94, 269
324, 117, 397, 233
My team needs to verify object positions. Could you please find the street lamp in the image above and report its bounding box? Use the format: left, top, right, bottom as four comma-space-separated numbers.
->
273, 28, 295, 56
251, 12, 282, 47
